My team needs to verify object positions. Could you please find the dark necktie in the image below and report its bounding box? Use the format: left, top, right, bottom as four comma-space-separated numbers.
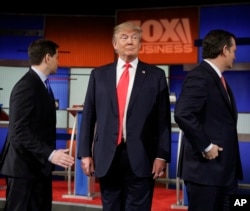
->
116, 63, 130, 145
221, 75, 227, 91
221, 75, 231, 104
45, 79, 54, 99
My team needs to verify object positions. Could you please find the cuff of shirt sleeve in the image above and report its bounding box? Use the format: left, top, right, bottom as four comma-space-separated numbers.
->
48, 150, 56, 161
204, 143, 213, 152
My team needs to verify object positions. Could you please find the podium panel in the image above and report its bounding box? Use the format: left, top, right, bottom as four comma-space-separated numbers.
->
63, 108, 98, 199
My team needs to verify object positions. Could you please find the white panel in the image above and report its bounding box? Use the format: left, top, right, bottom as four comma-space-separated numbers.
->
0, 66, 28, 108
68, 68, 92, 127
56, 110, 67, 128
238, 113, 250, 134
69, 68, 92, 107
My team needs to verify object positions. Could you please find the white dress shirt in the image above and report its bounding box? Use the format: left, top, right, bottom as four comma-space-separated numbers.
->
116, 57, 138, 141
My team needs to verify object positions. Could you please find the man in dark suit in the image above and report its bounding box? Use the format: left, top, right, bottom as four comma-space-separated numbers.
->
0, 39, 74, 211
77, 21, 172, 211
174, 29, 243, 211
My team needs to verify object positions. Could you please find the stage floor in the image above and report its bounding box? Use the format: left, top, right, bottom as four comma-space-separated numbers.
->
0, 178, 187, 211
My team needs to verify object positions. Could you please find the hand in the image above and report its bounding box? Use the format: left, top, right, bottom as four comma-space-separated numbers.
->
81, 157, 95, 177
152, 158, 166, 179
50, 149, 74, 168
202, 144, 223, 160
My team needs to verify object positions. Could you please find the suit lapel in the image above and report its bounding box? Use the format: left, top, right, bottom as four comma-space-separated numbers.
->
225, 84, 238, 119
203, 62, 236, 116
107, 61, 149, 116
106, 63, 119, 114
127, 62, 147, 112
29, 68, 56, 111
216, 76, 234, 112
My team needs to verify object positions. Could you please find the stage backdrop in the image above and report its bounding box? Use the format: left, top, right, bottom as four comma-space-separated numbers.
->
116, 7, 199, 64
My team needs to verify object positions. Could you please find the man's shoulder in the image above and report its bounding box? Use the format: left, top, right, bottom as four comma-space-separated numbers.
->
138, 61, 163, 70
90, 62, 115, 74
95, 62, 115, 69
137, 62, 166, 78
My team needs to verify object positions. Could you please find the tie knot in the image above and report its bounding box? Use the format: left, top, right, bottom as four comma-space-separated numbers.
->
124, 63, 131, 69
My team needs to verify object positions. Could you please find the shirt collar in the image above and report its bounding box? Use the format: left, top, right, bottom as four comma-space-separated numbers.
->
203, 59, 222, 78
117, 57, 138, 70
31, 66, 47, 82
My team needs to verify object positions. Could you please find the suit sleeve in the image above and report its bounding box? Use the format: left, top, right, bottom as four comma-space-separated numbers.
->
9, 78, 53, 164
157, 68, 172, 162
174, 71, 211, 152
77, 70, 97, 158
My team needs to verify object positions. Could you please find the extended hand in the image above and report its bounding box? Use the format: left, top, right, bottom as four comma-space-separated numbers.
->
51, 149, 75, 168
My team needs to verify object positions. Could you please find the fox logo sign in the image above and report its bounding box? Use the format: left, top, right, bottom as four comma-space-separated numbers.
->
230, 194, 250, 210
132, 19, 193, 54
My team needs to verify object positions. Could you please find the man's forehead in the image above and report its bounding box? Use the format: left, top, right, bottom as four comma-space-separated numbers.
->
118, 30, 138, 35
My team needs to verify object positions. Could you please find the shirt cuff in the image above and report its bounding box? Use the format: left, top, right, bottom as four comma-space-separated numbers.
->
204, 143, 213, 152
48, 150, 56, 161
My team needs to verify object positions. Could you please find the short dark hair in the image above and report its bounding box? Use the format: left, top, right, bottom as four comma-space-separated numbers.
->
28, 39, 59, 65
202, 29, 236, 59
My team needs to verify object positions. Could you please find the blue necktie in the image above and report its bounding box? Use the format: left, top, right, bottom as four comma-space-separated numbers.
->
45, 79, 54, 99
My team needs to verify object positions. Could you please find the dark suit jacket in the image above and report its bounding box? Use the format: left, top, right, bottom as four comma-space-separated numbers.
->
77, 61, 171, 177
174, 61, 243, 186
0, 68, 56, 178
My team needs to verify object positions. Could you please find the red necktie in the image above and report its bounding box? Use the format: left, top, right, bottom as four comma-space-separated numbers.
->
116, 63, 130, 145
221, 75, 227, 91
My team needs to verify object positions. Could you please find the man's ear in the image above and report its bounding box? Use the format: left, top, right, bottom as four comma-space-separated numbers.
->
44, 53, 50, 63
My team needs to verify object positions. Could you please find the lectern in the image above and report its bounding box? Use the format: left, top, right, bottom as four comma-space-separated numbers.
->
62, 106, 98, 199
